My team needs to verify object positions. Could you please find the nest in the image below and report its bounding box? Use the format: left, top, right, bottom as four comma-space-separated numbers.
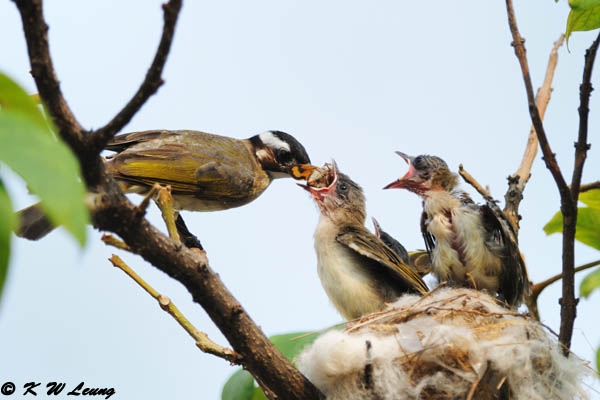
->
297, 288, 591, 400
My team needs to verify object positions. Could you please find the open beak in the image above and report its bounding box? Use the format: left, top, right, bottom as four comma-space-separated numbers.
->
371, 217, 382, 238
384, 151, 417, 189
293, 162, 338, 202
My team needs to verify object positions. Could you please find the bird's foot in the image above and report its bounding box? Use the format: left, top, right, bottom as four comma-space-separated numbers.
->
155, 185, 181, 243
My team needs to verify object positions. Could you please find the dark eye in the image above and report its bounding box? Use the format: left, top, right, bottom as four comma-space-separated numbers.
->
414, 156, 423, 168
276, 149, 292, 163
339, 184, 348, 191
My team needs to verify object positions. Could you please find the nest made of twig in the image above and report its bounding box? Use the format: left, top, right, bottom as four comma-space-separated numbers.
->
297, 288, 590, 400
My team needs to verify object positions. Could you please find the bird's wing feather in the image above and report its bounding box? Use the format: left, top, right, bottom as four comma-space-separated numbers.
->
407, 250, 432, 277
108, 131, 257, 200
480, 203, 530, 306
106, 130, 179, 152
336, 226, 429, 294
420, 211, 436, 255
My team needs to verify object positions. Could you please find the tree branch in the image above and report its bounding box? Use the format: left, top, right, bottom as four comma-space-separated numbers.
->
504, 0, 582, 354
531, 260, 600, 301
577, 181, 600, 193
504, 34, 565, 231
109, 254, 241, 364
12, 0, 86, 154
89, 0, 182, 153
92, 196, 322, 399
458, 164, 493, 202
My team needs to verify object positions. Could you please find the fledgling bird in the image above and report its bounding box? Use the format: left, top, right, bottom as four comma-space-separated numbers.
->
384, 152, 528, 307
297, 162, 428, 320
17, 129, 310, 240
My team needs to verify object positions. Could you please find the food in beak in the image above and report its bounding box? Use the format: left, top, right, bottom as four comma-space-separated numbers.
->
292, 162, 337, 201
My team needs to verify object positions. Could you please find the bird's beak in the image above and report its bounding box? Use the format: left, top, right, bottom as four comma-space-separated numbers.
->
293, 162, 338, 202
371, 217, 382, 238
384, 151, 417, 189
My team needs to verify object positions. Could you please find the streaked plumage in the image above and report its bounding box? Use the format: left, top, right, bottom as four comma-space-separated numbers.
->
298, 162, 428, 320
385, 153, 528, 307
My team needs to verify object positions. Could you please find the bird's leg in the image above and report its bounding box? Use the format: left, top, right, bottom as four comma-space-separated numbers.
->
175, 214, 204, 250
136, 183, 162, 214
155, 185, 181, 243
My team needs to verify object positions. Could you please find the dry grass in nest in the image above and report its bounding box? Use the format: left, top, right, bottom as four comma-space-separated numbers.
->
298, 288, 591, 400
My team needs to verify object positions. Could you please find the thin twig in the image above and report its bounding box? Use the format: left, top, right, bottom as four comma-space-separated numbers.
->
109, 255, 241, 364
504, 34, 565, 231
569, 181, 600, 194
504, 0, 579, 354
458, 164, 493, 202
531, 260, 600, 301
101, 233, 132, 252
12, 0, 86, 154
557, 31, 600, 353
577, 181, 600, 193
89, 0, 182, 153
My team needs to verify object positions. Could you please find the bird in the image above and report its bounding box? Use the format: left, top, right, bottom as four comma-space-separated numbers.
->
371, 217, 409, 264
384, 152, 528, 307
297, 161, 428, 320
17, 129, 311, 241
371, 217, 432, 277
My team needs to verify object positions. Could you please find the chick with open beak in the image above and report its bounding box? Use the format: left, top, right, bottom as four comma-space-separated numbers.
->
384, 152, 528, 308
294, 162, 428, 320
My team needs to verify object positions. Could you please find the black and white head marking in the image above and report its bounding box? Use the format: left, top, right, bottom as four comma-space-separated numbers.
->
250, 130, 311, 177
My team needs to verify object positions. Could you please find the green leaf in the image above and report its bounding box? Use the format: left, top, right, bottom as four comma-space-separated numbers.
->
543, 207, 600, 251
0, 110, 89, 245
221, 369, 255, 400
566, 0, 600, 42
596, 346, 600, 372
580, 267, 600, 297
580, 189, 600, 209
543, 210, 563, 236
0, 178, 15, 303
251, 387, 269, 400
0, 72, 48, 132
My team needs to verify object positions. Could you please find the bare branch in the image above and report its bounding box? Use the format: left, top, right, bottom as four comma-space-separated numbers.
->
89, 0, 182, 153
504, 34, 565, 231
92, 195, 322, 399
571, 32, 600, 199
531, 260, 600, 301
12, 0, 85, 153
504, 0, 584, 354
109, 254, 241, 364
101, 233, 132, 252
577, 181, 600, 193
458, 164, 493, 202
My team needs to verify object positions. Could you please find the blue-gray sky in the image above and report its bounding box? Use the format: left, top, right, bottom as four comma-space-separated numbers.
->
1, 1, 599, 398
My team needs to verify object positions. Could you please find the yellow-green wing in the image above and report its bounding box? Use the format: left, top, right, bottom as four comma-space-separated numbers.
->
107, 130, 257, 201
336, 226, 429, 294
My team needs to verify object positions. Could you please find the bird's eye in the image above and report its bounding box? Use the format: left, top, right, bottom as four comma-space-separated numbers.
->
276, 149, 292, 163
414, 156, 423, 167
339, 184, 348, 191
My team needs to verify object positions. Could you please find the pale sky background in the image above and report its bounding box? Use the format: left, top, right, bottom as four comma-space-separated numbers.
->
1, 1, 600, 399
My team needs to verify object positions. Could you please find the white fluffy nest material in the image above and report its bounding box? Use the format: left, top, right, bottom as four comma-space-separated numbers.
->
297, 288, 591, 400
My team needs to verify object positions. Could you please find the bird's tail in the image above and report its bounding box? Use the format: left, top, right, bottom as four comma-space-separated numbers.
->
15, 203, 55, 240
